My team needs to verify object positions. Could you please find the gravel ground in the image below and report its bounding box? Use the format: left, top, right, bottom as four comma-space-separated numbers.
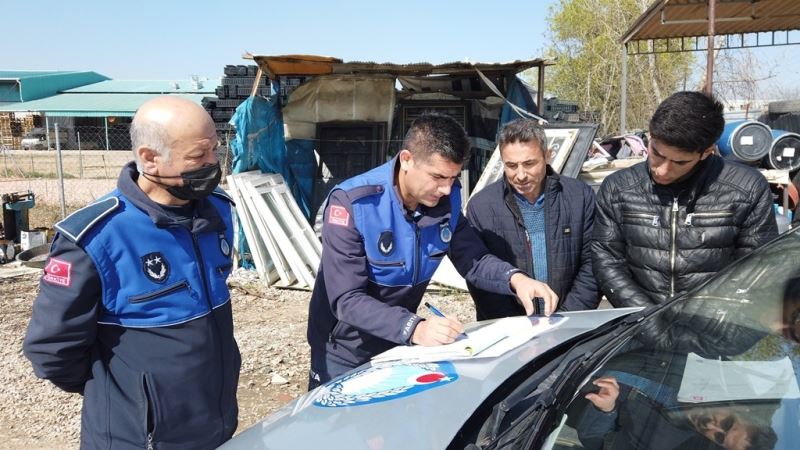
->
0, 266, 475, 449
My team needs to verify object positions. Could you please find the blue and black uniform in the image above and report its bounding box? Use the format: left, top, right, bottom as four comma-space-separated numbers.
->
23, 162, 240, 450
307, 157, 523, 386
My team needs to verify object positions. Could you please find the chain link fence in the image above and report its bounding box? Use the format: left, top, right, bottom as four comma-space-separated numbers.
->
1, 124, 236, 180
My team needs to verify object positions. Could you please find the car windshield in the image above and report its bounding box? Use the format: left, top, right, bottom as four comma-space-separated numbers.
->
498, 228, 800, 450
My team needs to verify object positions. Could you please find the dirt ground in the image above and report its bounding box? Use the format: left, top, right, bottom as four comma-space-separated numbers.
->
0, 179, 476, 448
0, 268, 474, 449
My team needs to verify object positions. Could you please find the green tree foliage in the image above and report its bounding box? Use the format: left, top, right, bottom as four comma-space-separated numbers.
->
544, 0, 696, 136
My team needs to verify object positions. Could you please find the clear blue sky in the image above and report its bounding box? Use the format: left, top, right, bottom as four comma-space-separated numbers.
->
4, 0, 552, 79
4, 0, 798, 96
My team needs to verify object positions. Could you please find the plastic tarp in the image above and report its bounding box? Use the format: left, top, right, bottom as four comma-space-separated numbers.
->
229, 95, 316, 268
282, 75, 396, 140
499, 75, 539, 129
229, 95, 313, 215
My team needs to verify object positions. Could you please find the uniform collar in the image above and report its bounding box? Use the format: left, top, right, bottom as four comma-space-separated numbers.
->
118, 161, 225, 233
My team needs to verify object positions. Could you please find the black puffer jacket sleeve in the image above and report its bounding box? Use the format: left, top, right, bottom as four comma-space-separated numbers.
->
734, 174, 779, 257
591, 177, 656, 308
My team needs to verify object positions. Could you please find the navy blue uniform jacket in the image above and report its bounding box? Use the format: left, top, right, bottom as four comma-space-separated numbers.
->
466, 168, 598, 320
307, 158, 523, 383
23, 163, 240, 450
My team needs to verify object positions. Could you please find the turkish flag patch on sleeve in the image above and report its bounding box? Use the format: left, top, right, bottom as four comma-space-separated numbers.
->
43, 257, 72, 287
328, 205, 350, 227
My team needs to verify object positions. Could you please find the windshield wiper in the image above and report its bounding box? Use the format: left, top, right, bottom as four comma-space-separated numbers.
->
481, 314, 641, 448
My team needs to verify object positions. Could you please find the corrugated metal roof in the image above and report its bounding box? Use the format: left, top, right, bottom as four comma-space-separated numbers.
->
622, 0, 800, 44
0, 93, 210, 117
244, 54, 555, 79
0, 70, 81, 80
64, 79, 216, 94
0, 70, 109, 102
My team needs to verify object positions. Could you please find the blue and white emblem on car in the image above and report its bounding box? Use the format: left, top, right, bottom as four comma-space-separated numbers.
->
440, 223, 452, 243
219, 233, 231, 257
142, 252, 169, 283
314, 362, 458, 408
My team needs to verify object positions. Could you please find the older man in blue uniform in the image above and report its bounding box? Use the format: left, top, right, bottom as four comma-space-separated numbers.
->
307, 113, 558, 389
23, 97, 240, 449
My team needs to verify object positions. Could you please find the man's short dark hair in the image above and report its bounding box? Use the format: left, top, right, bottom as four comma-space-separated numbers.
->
402, 113, 470, 164
649, 91, 725, 154
498, 118, 547, 155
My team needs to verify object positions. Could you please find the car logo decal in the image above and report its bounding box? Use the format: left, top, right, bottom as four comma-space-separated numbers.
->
314, 362, 458, 408
378, 231, 394, 255
142, 252, 169, 283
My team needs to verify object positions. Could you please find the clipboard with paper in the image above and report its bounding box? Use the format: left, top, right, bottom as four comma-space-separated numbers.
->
371, 315, 569, 364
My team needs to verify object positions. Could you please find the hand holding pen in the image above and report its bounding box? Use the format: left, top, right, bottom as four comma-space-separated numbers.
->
410, 302, 467, 346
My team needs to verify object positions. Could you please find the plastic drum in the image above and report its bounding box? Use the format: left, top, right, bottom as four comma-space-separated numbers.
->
717, 120, 772, 162
764, 129, 800, 171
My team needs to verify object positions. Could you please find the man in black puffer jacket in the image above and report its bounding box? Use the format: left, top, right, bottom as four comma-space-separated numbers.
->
592, 91, 778, 308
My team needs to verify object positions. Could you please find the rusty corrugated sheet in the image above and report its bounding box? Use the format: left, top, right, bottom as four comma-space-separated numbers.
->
622, 0, 800, 44
244, 53, 555, 79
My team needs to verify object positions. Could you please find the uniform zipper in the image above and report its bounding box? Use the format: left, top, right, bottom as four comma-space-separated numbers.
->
147, 432, 154, 450
524, 230, 533, 276
190, 232, 227, 443
670, 197, 679, 296
368, 259, 405, 267
412, 225, 421, 285
129, 281, 189, 303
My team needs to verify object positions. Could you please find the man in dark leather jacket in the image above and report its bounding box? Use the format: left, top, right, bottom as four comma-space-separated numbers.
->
592, 91, 778, 308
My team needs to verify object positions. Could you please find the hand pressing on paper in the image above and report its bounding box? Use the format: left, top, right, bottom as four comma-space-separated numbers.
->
510, 273, 558, 316
412, 316, 465, 346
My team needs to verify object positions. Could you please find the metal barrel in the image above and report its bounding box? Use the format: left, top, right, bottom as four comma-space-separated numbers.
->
717, 120, 773, 162
763, 129, 800, 171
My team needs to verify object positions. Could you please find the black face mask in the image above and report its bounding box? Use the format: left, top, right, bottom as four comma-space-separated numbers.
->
143, 163, 222, 201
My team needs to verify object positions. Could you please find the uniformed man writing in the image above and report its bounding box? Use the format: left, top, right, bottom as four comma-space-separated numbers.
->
307, 113, 557, 389
23, 96, 240, 449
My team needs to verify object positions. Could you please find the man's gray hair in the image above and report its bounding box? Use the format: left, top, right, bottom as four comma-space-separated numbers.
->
498, 118, 547, 154
130, 118, 171, 171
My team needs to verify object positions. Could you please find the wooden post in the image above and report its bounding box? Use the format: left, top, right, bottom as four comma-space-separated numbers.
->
250, 67, 264, 97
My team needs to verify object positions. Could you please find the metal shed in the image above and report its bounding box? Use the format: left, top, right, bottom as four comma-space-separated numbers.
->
619, 0, 800, 132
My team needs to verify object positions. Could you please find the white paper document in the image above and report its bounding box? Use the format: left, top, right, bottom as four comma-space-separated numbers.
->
371, 315, 569, 364
678, 352, 800, 403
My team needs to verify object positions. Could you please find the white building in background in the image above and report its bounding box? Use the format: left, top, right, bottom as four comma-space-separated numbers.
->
721, 98, 780, 121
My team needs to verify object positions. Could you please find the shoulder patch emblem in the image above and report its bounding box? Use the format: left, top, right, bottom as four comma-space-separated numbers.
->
219, 233, 231, 257
439, 222, 452, 243
378, 231, 394, 255
142, 252, 169, 283
43, 257, 72, 287
328, 205, 350, 227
